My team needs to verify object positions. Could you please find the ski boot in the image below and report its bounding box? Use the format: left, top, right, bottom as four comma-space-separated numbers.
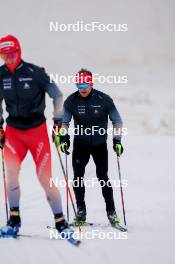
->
55, 214, 80, 246
55, 214, 74, 239
0, 208, 21, 238
107, 210, 127, 232
72, 205, 86, 226
77, 205, 86, 222
107, 210, 120, 225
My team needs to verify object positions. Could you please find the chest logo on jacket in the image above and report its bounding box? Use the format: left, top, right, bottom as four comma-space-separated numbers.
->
23, 83, 31, 89
78, 105, 85, 114
3, 78, 12, 90
19, 77, 33, 82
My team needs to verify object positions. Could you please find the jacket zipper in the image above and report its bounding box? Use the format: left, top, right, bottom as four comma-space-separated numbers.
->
13, 73, 19, 115
86, 99, 92, 145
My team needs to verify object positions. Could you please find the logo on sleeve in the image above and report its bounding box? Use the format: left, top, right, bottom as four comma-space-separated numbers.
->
91, 105, 101, 114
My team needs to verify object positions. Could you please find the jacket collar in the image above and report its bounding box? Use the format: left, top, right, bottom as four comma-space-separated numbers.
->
1, 60, 26, 74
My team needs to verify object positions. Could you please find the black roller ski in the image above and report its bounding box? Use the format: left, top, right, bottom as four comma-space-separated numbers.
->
70, 221, 127, 232
91, 222, 127, 232
111, 223, 127, 232
70, 221, 93, 227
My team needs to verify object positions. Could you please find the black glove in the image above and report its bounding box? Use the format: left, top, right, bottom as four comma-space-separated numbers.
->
113, 139, 123, 157
59, 134, 70, 155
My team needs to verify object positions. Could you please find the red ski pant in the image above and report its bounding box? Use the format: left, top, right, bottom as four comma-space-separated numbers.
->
3, 122, 63, 215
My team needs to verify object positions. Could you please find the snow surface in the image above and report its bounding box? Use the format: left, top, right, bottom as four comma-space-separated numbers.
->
0, 0, 175, 263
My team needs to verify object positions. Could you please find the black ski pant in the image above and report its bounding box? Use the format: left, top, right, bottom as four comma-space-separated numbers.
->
72, 141, 115, 212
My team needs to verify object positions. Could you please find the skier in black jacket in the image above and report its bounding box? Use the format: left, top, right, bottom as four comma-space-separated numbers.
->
56, 68, 124, 227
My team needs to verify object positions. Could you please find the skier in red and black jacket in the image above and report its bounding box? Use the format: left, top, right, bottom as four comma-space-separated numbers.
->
0, 35, 74, 238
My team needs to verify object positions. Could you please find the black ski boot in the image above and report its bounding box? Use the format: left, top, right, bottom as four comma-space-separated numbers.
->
55, 214, 74, 238
107, 210, 120, 226
0, 208, 21, 238
107, 210, 127, 232
7, 208, 21, 228
76, 205, 86, 222
70, 205, 87, 226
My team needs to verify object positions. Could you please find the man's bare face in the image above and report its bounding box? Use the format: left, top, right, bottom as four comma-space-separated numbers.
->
0, 50, 19, 65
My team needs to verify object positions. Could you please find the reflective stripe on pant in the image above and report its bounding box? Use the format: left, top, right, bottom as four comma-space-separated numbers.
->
4, 122, 63, 215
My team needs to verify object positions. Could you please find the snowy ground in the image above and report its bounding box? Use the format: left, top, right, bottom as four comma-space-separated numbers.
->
0, 133, 174, 264
0, 82, 174, 263
0, 0, 175, 263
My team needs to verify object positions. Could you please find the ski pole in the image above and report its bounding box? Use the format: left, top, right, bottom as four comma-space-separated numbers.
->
116, 154, 127, 226
55, 145, 81, 231
1, 149, 8, 222
65, 154, 69, 222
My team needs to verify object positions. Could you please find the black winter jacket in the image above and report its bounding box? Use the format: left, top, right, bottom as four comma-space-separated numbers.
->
0, 60, 63, 129
63, 89, 123, 146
